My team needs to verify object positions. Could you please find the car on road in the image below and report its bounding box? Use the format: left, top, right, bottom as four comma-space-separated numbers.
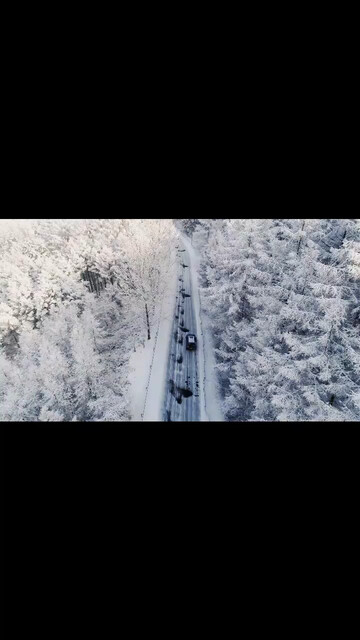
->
186, 334, 197, 351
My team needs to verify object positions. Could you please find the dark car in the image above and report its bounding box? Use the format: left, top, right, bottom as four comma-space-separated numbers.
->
186, 334, 197, 351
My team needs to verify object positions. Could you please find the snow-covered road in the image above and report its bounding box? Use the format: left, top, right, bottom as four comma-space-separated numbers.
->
163, 243, 201, 421
128, 230, 223, 422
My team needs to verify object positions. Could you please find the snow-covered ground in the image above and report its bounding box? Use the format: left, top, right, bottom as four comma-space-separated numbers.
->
128, 228, 224, 422
128, 242, 179, 421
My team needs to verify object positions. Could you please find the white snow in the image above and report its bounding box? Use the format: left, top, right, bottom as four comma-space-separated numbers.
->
127, 242, 178, 421
180, 232, 224, 421
128, 228, 224, 422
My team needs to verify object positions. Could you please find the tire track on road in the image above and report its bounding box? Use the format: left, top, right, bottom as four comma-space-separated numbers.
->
164, 243, 200, 422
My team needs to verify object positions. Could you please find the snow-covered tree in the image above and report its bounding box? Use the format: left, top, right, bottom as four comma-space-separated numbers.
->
0, 218, 176, 421
198, 218, 360, 422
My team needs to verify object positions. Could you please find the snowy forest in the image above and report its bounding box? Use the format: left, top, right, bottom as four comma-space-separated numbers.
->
1, 218, 359, 422
0, 219, 175, 421
179, 218, 360, 421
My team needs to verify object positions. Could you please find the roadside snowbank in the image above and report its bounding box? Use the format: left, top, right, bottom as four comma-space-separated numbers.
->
128, 242, 178, 421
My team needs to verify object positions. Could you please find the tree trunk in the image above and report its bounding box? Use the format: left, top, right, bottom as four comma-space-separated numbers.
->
145, 303, 151, 340
86, 267, 94, 292
297, 221, 306, 256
